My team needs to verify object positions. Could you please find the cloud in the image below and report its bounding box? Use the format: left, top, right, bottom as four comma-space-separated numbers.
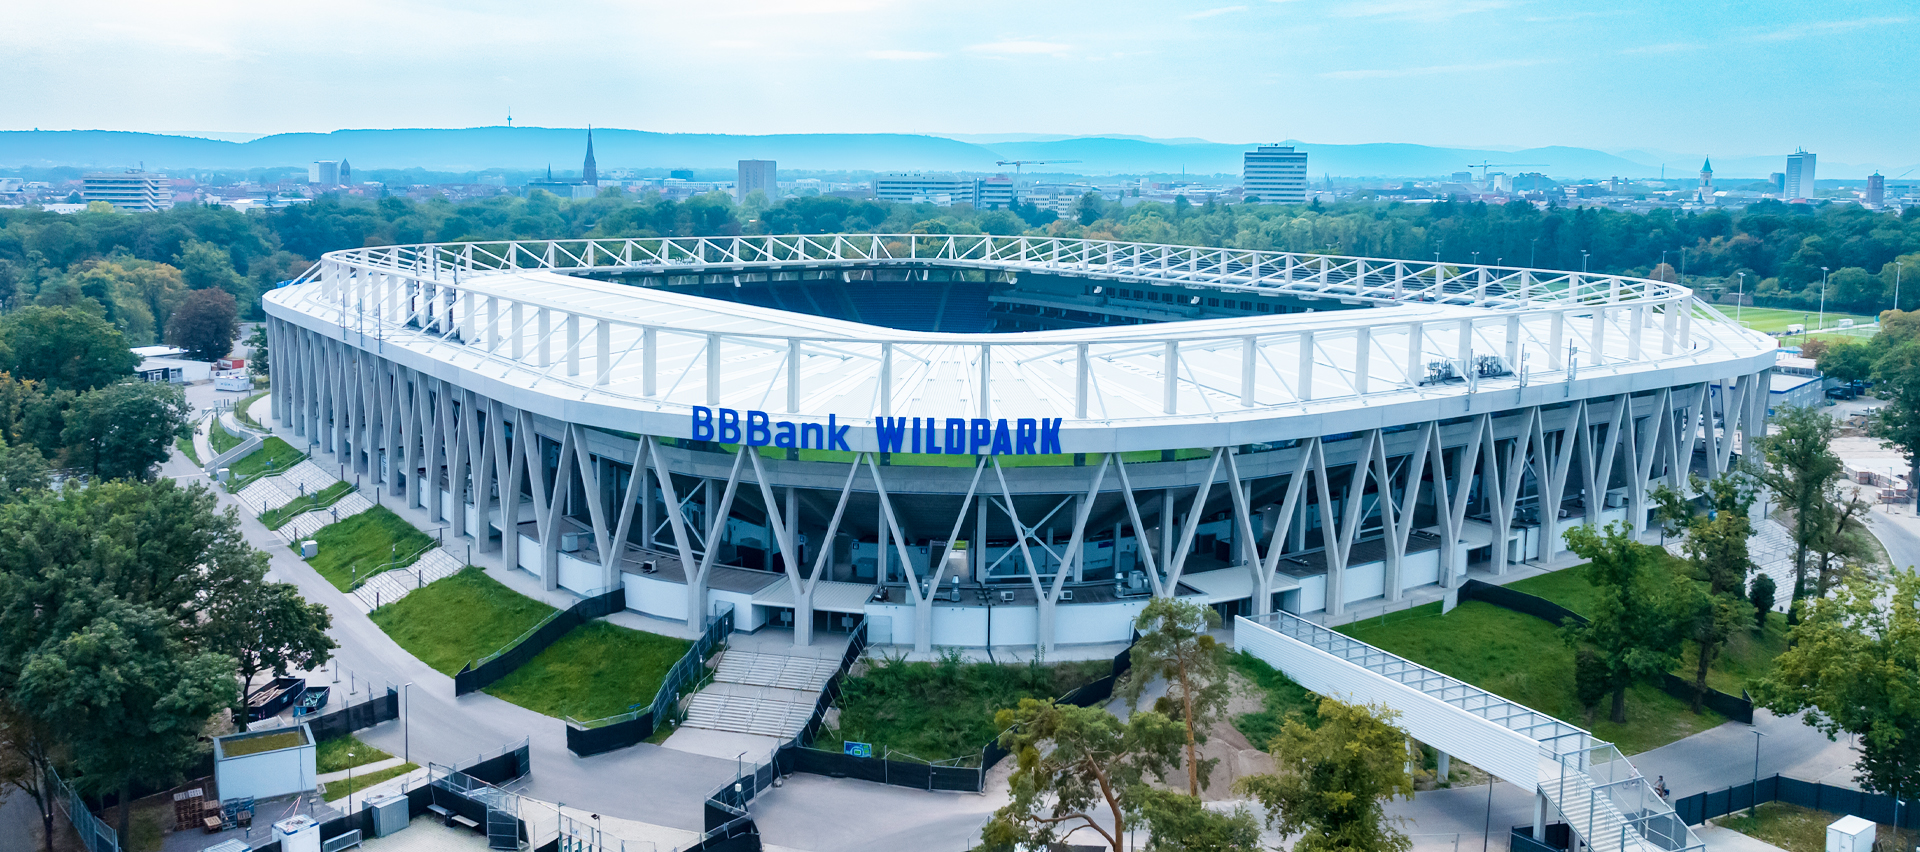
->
1335, 0, 1511, 21
966, 40, 1073, 55
1184, 5, 1247, 19
1622, 42, 1702, 54
1318, 58, 1547, 79
1748, 16, 1908, 42
866, 49, 941, 60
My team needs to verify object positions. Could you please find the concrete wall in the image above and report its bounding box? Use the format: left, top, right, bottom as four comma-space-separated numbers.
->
214, 728, 317, 802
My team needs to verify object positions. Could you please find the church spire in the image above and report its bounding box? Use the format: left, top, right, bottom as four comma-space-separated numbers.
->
1701, 157, 1712, 173
582, 126, 598, 186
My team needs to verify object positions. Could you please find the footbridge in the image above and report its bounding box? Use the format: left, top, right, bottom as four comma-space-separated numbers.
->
1235, 612, 1702, 852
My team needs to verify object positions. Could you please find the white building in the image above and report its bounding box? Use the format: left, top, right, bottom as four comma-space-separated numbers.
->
737, 160, 777, 202
1786, 150, 1817, 200
872, 174, 977, 206
1243, 145, 1308, 204
309, 161, 341, 186
976, 176, 1016, 210
267, 237, 1772, 654
82, 171, 173, 212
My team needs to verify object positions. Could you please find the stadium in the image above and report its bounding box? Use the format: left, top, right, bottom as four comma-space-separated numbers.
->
263, 235, 1775, 653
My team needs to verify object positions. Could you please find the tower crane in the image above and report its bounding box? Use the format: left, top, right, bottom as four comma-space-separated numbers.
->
1465, 161, 1547, 181
996, 159, 1082, 174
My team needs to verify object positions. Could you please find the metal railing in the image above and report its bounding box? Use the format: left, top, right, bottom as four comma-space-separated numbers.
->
262, 482, 358, 530
48, 765, 119, 852
570, 601, 734, 731
1541, 741, 1703, 852
348, 538, 442, 592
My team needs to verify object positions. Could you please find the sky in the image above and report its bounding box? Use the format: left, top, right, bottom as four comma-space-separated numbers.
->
6, 0, 1916, 165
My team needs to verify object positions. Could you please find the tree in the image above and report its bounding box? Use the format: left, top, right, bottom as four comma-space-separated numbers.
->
165, 288, 238, 362
0, 306, 138, 391
1815, 340, 1876, 385
1754, 570, 1920, 846
1122, 597, 1230, 797
1235, 698, 1417, 852
61, 381, 192, 481
1870, 338, 1920, 511
1758, 406, 1845, 617
0, 699, 63, 852
15, 599, 234, 848
1749, 574, 1777, 630
244, 325, 270, 378
1809, 484, 1874, 597
1134, 788, 1261, 852
1563, 523, 1690, 723
202, 581, 334, 730
1668, 473, 1758, 713
175, 240, 250, 306
983, 699, 1184, 852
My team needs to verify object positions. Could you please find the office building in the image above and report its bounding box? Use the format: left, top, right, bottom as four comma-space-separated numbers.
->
737, 160, 777, 201
871, 174, 977, 206
1243, 145, 1308, 204
1769, 173, 1786, 196
1786, 150, 1817, 200
1868, 173, 1886, 208
309, 161, 341, 186
976, 175, 1015, 209
82, 171, 173, 211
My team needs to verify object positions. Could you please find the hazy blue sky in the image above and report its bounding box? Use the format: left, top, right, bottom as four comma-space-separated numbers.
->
8, 0, 1915, 163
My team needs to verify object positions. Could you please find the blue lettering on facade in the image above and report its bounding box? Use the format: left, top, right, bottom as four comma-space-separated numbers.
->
689, 408, 1069, 456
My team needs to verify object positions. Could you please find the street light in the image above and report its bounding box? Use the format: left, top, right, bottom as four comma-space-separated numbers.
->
1737, 272, 1746, 325
1897, 261, 1905, 314
347, 749, 356, 814
1749, 728, 1768, 817
1820, 267, 1830, 333
1530, 237, 1539, 267
1581, 250, 1591, 273
403, 682, 413, 764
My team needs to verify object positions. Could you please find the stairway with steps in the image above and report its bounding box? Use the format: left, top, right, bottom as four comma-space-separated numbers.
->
1538, 755, 1663, 852
349, 547, 467, 612
683, 691, 818, 739
713, 651, 840, 692
277, 492, 375, 544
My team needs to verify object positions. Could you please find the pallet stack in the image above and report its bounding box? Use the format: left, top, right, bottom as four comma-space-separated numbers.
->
172, 788, 209, 831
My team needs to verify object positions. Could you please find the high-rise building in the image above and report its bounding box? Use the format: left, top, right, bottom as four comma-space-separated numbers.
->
1769, 173, 1787, 196
309, 161, 341, 185
1785, 149, 1817, 200
582, 128, 598, 187
1242, 145, 1308, 204
737, 160, 777, 201
82, 170, 173, 211
1868, 173, 1886, 208
1697, 158, 1713, 204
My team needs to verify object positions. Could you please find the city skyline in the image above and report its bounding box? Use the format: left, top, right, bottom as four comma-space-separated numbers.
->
7, 0, 1915, 165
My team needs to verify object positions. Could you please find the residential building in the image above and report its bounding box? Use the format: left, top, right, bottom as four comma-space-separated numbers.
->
82, 170, 173, 211
1868, 173, 1886, 208
309, 161, 341, 185
1786, 150, 1817, 200
737, 160, 777, 201
1243, 145, 1308, 204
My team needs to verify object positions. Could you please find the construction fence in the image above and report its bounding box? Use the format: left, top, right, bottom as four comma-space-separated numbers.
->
564, 602, 736, 756
456, 587, 625, 696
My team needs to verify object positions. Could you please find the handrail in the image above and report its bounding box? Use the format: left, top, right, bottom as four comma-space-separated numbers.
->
569, 602, 734, 731
347, 538, 441, 592
262, 482, 358, 529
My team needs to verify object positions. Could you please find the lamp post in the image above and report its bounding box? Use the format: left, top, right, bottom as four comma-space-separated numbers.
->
1897, 261, 1905, 314
1530, 237, 1539, 267
1582, 250, 1591, 273
1737, 272, 1746, 325
347, 749, 356, 814
403, 682, 412, 764
1472, 251, 1480, 266
1819, 267, 1830, 333
1749, 728, 1768, 817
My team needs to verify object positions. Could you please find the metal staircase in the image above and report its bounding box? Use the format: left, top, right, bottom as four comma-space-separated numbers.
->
1237, 611, 1702, 852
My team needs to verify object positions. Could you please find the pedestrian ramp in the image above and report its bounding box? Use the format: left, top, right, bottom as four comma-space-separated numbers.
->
349, 547, 465, 612
713, 651, 841, 692
1236, 612, 1703, 852
682, 690, 816, 739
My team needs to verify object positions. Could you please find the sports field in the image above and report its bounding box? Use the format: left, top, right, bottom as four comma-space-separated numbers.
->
1705, 305, 1877, 335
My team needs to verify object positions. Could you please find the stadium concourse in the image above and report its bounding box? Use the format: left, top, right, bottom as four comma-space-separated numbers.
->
264, 235, 1775, 655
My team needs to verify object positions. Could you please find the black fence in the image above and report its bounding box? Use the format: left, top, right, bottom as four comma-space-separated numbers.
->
1457, 579, 1755, 724
565, 603, 736, 756
247, 742, 531, 852
1511, 822, 1573, 852
301, 685, 400, 742
456, 587, 625, 696
1673, 774, 1920, 829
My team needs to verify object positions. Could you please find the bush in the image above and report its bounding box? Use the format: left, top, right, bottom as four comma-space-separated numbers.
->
817, 652, 1110, 763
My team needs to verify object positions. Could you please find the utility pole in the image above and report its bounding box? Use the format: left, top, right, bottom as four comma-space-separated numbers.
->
1819, 267, 1830, 333
1737, 272, 1746, 325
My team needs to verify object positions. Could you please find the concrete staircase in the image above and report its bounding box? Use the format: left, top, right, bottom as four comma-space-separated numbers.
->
349, 547, 466, 612
277, 492, 375, 544
713, 651, 841, 692
683, 691, 818, 739
1538, 755, 1656, 852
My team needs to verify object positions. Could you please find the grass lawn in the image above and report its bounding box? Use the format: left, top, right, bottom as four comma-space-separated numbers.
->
484, 621, 693, 722
324, 762, 420, 800
370, 568, 557, 675
1709, 305, 1877, 335
1338, 600, 1724, 754
814, 654, 1113, 764
235, 388, 270, 428
261, 481, 355, 529
176, 435, 200, 466
227, 436, 306, 482
1508, 569, 1607, 617
315, 735, 393, 774
1228, 650, 1321, 750
1717, 802, 1910, 852
209, 418, 243, 454
127, 797, 171, 852
304, 505, 436, 591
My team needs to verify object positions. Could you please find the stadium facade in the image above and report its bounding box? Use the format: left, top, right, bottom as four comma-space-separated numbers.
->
264, 236, 1775, 652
